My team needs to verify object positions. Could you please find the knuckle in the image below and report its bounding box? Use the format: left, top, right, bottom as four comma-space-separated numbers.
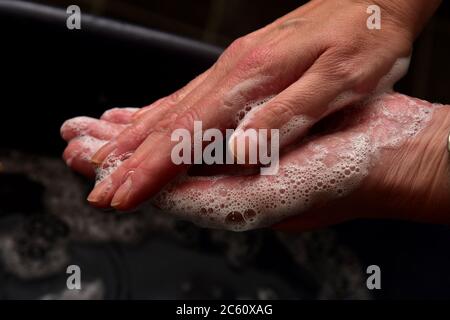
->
171, 108, 201, 132
237, 45, 273, 73
334, 62, 357, 83
265, 99, 297, 121
63, 142, 77, 160
325, 46, 366, 87
100, 108, 119, 119
227, 36, 250, 56
214, 36, 250, 72
153, 116, 176, 136
152, 108, 200, 139
333, 36, 365, 56
167, 90, 182, 105
152, 96, 168, 108
119, 121, 149, 143
324, 56, 361, 87
212, 55, 229, 74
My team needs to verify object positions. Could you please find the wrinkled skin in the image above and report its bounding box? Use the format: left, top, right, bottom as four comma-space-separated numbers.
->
81, 0, 441, 211
61, 93, 450, 231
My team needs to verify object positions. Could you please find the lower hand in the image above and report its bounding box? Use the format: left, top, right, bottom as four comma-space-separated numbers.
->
61, 93, 450, 231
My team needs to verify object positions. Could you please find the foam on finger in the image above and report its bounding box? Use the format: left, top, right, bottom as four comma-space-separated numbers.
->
61, 116, 125, 141
63, 135, 108, 178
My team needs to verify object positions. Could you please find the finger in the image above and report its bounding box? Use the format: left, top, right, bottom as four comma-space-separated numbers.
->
90, 69, 212, 165
63, 136, 108, 178
132, 69, 214, 121
100, 107, 139, 124
131, 97, 168, 121
60, 116, 126, 142
86, 118, 190, 209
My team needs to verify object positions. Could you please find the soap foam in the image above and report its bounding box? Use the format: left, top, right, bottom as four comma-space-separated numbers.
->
65, 136, 107, 166
375, 56, 411, 94
95, 151, 133, 184
279, 115, 313, 146
234, 95, 275, 126
61, 116, 93, 138
326, 57, 411, 114
231, 96, 313, 156
328, 90, 362, 113
61, 116, 123, 141
155, 93, 439, 231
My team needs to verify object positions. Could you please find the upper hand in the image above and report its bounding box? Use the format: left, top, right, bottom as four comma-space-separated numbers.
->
82, 0, 418, 211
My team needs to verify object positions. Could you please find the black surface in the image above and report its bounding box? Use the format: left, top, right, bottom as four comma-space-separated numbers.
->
0, 0, 221, 156
1, 0, 450, 300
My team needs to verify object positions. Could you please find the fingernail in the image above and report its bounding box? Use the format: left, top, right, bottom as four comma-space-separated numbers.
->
90, 157, 103, 165
132, 112, 141, 120
111, 176, 133, 208
64, 155, 74, 167
91, 149, 114, 165
124, 107, 140, 113
87, 189, 102, 204
87, 179, 110, 204
133, 108, 148, 119
91, 142, 116, 165
90, 151, 108, 165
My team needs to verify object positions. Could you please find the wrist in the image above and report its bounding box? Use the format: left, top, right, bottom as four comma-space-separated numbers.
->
368, 106, 450, 223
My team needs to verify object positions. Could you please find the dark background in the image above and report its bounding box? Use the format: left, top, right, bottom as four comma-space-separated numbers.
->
30, 0, 450, 106
0, 0, 449, 299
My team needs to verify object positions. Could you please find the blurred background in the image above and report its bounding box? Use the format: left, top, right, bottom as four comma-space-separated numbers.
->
31, 0, 450, 102
0, 0, 449, 299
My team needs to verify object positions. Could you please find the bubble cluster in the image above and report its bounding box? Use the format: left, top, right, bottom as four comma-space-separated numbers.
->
156, 132, 371, 231
60, 116, 121, 139
328, 90, 362, 113
60, 116, 94, 138
155, 93, 439, 231
234, 96, 275, 126
95, 152, 132, 183
375, 57, 411, 94
279, 115, 313, 146
233, 96, 313, 153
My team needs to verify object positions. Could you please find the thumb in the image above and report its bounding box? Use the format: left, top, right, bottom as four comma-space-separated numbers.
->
229, 52, 409, 162
229, 65, 358, 163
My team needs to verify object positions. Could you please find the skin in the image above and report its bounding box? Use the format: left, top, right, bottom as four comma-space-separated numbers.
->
61, 93, 450, 232
83, 0, 442, 211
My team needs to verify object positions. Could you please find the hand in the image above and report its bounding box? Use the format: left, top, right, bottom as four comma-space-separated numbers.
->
61, 93, 450, 231
82, 0, 440, 211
